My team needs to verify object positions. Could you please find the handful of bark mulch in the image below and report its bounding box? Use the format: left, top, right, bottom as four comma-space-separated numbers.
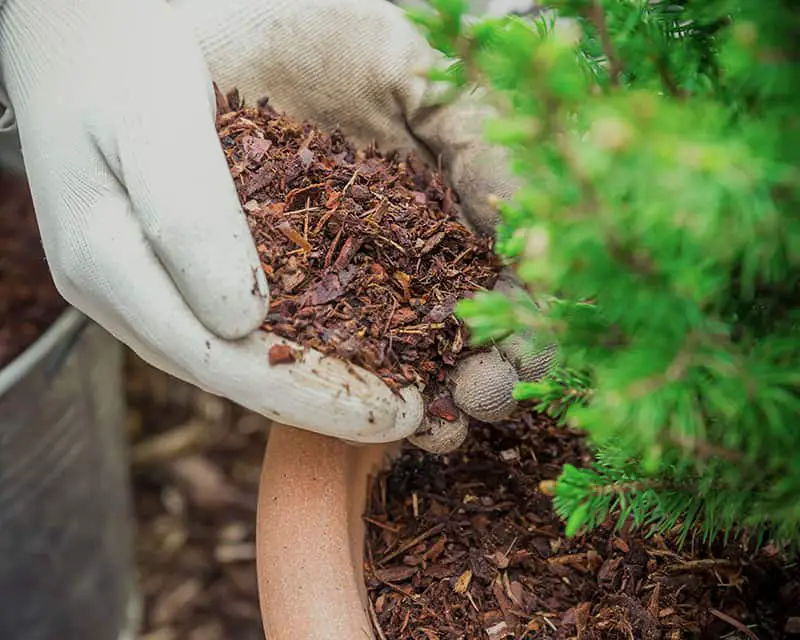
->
214, 89, 501, 393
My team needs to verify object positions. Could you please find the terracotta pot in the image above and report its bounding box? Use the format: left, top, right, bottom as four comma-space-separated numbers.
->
256, 424, 397, 640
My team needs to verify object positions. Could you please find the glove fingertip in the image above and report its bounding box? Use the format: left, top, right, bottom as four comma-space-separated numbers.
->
393, 385, 426, 439
499, 336, 559, 383
450, 349, 519, 423
408, 412, 468, 454
180, 258, 270, 341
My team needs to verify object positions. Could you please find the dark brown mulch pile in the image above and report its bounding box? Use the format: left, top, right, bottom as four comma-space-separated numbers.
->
129, 355, 800, 640
214, 88, 500, 393
365, 414, 800, 640
0, 170, 66, 368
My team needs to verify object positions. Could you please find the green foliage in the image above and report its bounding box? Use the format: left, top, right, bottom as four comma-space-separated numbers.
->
409, 0, 800, 544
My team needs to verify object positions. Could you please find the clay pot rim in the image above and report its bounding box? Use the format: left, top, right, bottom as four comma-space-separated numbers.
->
257, 426, 391, 640
0, 307, 86, 394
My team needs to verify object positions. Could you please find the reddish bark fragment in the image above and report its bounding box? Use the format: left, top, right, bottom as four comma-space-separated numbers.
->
268, 344, 299, 366
427, 396, 460, 422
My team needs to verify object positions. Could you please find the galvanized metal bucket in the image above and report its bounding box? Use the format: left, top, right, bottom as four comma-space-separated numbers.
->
0, 308, 141, 640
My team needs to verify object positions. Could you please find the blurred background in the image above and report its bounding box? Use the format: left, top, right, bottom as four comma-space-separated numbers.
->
128, 351, 269, 640
0, 154, 269, 640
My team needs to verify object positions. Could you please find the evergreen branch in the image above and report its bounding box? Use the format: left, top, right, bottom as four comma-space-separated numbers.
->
410, 0, 800, 548
662, 432, 742, 463
654, 55, 689, 98
584, 1, 623, 86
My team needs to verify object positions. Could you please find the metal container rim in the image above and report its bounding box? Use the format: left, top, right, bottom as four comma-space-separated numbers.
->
0, 307, 88, 395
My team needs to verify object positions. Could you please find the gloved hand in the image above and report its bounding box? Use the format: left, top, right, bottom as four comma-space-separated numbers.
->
0, 0, 424, 443
171, 0, 557, 452
0, 0, 554, 451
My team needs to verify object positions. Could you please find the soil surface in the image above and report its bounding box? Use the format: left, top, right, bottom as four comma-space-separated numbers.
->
365, 413, 800, 639
129, 354, 800, 640
215, 89, 500, 394
0, 170, 66, 368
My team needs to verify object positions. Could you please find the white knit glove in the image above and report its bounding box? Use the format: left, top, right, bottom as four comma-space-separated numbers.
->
0, 0, 554, 450
173, 0, 556, 452
0, 0, 426, 443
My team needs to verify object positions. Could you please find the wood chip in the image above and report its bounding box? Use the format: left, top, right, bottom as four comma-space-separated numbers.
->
453, 569, 473, 594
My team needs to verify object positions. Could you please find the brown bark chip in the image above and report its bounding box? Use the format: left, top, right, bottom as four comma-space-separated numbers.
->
214, 88, 501, 395
365, 413, 800, 639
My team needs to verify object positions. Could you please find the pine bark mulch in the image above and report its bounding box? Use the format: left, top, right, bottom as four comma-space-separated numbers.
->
214, 88, 500, 400
365, 413, 800, 639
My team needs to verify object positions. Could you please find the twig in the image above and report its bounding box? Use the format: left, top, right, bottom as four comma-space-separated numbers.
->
342, 170, 359, 196
382, 298, 398, 338
364, 516, 400, 533
370, 576, 419, 602
709, 608, 759, 640
378, 523, 446, 565
368, 595, 389, 640
586, 1, 623, 85
661, 558, 736, 574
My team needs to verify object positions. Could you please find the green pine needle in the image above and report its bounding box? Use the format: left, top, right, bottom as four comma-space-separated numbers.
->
410, 0, 800, 547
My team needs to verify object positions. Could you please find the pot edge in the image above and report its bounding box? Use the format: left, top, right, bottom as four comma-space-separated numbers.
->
0, 306, 87, 395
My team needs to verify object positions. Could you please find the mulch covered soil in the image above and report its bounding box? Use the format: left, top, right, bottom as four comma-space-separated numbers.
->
0, 169, 66, 368
129, 356, 800, 640
215, 88, 500, 395
365, 413, 800, 639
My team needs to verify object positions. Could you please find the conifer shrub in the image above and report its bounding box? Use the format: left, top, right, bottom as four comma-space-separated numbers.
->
408, 0, 800, 544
